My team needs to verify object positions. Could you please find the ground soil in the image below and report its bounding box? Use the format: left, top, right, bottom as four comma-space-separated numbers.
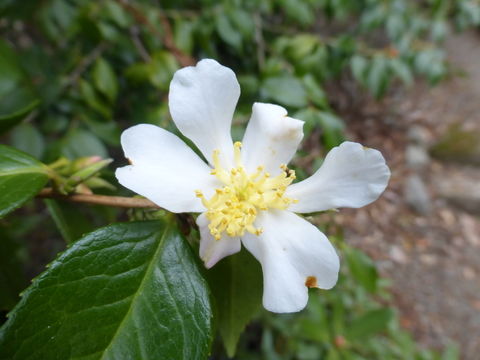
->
330, 30, 480, 359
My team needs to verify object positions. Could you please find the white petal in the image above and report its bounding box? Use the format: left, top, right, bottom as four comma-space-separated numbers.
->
169, 59, 240, 168
197, 213, 241, 268
287, 142, 390, 213
115, 124, 219, 213
242, 210, 339, 313
241, 103, 304, 175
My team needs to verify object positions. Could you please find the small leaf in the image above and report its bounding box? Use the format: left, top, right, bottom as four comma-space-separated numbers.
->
344, 247, 378, 293
350, 55, 369, 85
206, 249, 263, 358
10, 123, 45, 159
389, 58, 413, 86
215, 13, 243, 50
346, 308, 394, 341
61, 128, 108, 159
0, 145, 49, 218
262, 75, 308, 108
367, 56, 389, 98
0, 221, 213, 359
92, 57, 118, 102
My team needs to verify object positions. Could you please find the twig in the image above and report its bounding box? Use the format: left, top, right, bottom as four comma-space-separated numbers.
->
38, 188, 161, 209
63, 43, 107, 89
130, 25, 152, 62
115, 0, 194, 67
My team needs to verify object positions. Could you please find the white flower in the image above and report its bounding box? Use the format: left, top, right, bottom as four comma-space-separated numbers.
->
115, 59, 391, 313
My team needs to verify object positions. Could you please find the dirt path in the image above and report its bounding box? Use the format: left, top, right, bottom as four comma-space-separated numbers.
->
334, 30, 480, 358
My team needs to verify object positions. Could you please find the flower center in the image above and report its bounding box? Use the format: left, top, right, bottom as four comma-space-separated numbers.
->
196, 142, 297, 240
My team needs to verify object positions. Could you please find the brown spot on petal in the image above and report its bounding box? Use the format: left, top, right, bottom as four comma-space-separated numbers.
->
127, 158, 134, 165
305, 276, 317, 288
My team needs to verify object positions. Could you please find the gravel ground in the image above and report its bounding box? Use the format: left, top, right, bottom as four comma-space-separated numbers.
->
326, 30, 480, 359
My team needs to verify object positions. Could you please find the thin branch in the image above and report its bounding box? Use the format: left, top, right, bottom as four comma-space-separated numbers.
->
63, 43, 107, 89
38, 188, 160, 209
115, 0, 194, 67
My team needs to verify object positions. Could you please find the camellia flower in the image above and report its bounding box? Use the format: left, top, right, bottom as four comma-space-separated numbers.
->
116, 59, 390, 313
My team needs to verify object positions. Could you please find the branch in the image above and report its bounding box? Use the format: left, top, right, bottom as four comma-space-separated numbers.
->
115, 0, 194, 67
38, 188, 160, 209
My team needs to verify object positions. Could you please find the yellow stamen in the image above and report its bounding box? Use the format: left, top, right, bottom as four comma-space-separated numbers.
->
200, 142, 297, 240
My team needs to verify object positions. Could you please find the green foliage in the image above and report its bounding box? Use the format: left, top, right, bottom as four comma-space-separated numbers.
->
207, 249, 263, 357
0, 145, 49, 218
232, 242, 458, 360
0, 221, 213, 360
0, 0, 475, 358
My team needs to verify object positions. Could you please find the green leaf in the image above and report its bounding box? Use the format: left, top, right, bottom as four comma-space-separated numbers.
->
10, 123, 45, 159
44, 199, 94, 244
61, 128, 108, 159
0, 145, 49, 218
0, 226, 27, 310
350, 55, 369, 85
389, 58, 413, 86
215, 13, 243, 50
79, 79, 112, 118
346, 308, 394, 341
206, 249, 263, 358
0, 221, 213, 359
92, 57, 119, 102
344, 247, 378, 293
0, 40, 39, 133
367, 56, 389, 98
262, 75, 308, 108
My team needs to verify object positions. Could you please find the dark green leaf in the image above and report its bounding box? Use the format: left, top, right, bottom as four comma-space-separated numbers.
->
0, 40, 39, 133
61, 128, 108, 159
262, 75, 308, 108
346, 308, 394, 341
92, 57, 119, 102
0, 226, 27, 310
206, 249, 263, 358
44, 199, 94, 244
10, 123, 45, 159
0, 145, 49, 218
0, 221, 213, 360
215, 13, 243, 50
79, 80, 112, 118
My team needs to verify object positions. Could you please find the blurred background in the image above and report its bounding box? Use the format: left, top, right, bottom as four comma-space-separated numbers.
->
1, 0, 480, 359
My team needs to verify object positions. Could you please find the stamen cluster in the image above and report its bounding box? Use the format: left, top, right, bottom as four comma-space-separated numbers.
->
196, 142, 297, 240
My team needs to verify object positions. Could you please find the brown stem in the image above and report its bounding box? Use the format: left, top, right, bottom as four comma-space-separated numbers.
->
38, 188, 161, 209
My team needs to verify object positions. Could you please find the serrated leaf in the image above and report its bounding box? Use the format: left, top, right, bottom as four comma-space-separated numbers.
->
0, 145, 49, 218
0, 221, 213, 360
206, 249, 262, 358
92, 57, 118, 102
346, 308, 394, 341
